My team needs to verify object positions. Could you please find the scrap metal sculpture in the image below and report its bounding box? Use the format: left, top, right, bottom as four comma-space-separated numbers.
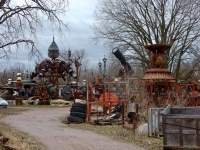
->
30, 38, 76, 104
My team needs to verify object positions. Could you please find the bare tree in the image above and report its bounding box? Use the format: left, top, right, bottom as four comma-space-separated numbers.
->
0, 61, 32, 84
0, 0, 69, 61
0, 69, 9, 84
72, 49, 89, 82
178, 57, 200, 81
59, 48, 90, 82
84, 67, 98, 84
92, 0, 200, 80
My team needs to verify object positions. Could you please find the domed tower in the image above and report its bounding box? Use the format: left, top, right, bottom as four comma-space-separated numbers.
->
48, 37, 59, 59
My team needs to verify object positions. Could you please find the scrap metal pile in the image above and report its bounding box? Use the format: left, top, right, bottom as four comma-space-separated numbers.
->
29, 38, 76, 104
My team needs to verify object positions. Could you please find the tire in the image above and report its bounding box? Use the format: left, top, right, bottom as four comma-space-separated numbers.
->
70, 107, 86, 113
72, 103, 87, 109
67, 116, 85, 123
70, 112, 87, 119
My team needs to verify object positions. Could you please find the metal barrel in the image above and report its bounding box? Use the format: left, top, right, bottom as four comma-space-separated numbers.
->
112, 47, 132, 72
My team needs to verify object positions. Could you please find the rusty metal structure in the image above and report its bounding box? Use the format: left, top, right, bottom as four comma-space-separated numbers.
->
143, 44, 175, 82
31, 37, 76, 104
92, 56, 120, 114
142, 44, 176, 107
86, 44, 200, 124
141, 44, 199, 107
86, 52, 131, 122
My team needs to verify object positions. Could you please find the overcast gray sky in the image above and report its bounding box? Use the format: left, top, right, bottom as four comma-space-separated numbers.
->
9, 0, 107, 71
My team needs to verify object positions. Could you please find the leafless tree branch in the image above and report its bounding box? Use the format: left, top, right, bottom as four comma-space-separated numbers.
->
0, 0, 69, 61
92, 0, 200, 80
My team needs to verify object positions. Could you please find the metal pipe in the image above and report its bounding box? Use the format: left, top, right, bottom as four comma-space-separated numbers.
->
102, 56, 107, 83
102, 56, 107, 114
112, 47, 132, 73
87, 81, 90, 122
98, 61, 102, 77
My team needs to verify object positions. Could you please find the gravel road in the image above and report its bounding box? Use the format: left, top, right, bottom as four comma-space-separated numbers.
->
0, 107, 145, 150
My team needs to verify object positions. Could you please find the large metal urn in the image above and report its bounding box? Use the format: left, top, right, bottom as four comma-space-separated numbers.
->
143, 44, 175, 82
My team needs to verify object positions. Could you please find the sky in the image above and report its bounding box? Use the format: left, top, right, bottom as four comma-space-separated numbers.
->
9, 0, 108, 71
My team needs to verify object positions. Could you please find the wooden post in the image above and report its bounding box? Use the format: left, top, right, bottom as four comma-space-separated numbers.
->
133, 119, 136, 134
122, 102, 124, 126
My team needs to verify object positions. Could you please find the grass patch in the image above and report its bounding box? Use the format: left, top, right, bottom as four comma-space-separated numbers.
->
0, 122, 47, 150
0, 105, 70, 117
67, 123, 163, 150
21, 104, 71, 108
0, 107, 29, 116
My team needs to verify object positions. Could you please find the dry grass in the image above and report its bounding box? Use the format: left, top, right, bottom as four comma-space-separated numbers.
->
67, 122, 163, 150
0, 107, 47, 150
0, 122, 47, 150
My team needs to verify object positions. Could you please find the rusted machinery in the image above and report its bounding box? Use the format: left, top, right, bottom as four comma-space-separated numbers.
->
92, 56, 123, 113
86, 53, 131, 122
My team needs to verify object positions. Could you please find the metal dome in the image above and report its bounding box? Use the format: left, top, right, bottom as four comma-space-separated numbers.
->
48, 37, 59, 59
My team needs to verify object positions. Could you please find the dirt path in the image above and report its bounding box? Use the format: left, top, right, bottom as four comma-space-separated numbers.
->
0, 107, 145, 150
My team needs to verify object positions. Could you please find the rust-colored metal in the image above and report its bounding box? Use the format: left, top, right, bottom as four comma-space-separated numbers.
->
87, 78, 129, 125
143, 44, 175, 82
99, 92, 118, 108
87, 99, 129, 123
31, 45, 75, 104
34, 59, 74, 97
142, 44, 177, 107
144, 44, 171, 52
136, 79, 199, 107
143, 68, 175, 81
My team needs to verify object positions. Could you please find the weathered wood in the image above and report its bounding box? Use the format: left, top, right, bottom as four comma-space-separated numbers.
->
163, 106, 200, 149
133, 120, 137, 134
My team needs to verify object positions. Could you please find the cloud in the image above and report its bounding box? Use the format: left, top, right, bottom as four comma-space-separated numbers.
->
40, 0, 108, 66
6, 0, 108, 72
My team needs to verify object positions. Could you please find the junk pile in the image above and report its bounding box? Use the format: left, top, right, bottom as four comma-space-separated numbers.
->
92, 104, 123, 125
66, 99, 87, 123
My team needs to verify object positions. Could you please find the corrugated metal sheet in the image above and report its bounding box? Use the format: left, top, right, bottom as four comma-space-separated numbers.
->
148, 108, 165, 137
